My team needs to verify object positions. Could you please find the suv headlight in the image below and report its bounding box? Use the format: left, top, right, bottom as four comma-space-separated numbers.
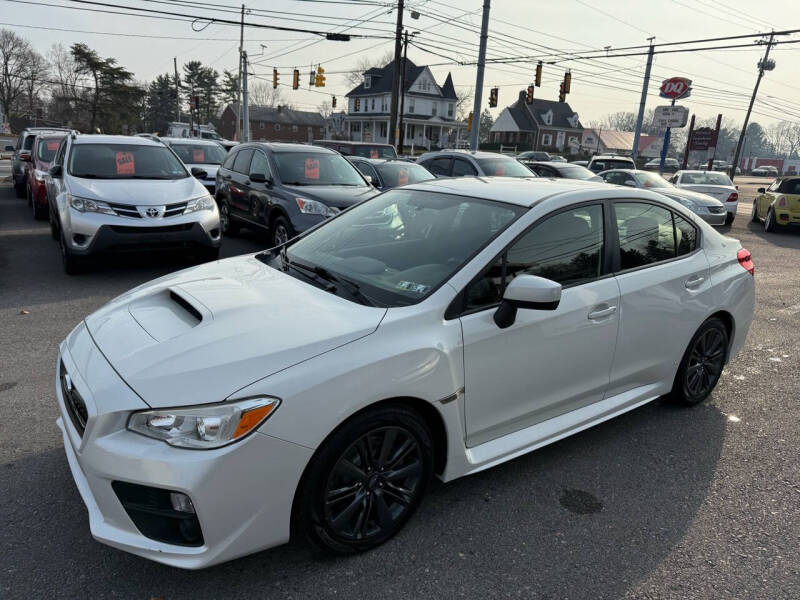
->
184, 194, 215, 214
128, 396, 280, 449
295, 197, 338, 217
69, 194, 115, 215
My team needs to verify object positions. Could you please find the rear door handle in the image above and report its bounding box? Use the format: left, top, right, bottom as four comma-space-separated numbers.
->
588, 304, 617, 320
685, 275, 705, 289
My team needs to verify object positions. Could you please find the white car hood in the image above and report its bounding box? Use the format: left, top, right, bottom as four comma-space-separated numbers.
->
68, 175, 208, 206
84, 255, 387, 408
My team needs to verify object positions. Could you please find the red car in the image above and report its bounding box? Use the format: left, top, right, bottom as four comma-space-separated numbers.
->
25, 134, 66, 220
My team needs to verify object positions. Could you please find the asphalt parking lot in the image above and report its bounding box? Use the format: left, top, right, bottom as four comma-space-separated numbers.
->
1, 175, 799, 599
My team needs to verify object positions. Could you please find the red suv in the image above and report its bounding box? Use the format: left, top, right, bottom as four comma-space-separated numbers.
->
25, 133, 66, 220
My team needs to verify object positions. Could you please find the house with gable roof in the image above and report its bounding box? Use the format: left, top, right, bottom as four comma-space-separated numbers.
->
490, 90, 584, 153
342, 59, 467, 150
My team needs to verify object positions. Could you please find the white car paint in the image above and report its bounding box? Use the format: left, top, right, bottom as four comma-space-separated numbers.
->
671, 170, 738, 218
56, 176, 755, 569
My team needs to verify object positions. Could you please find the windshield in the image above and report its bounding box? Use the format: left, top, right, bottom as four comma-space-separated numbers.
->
68, 143, 188, 179
171, 143, 226, 165
592, 159, 634, 171
351, 145, 397, 159
283, 190, 523, 306
680, 172, 733, 186
634, 172, 672, 188
377, 162, 433, 187
37, 138, 62, 162
476, 157, 534, 177
274, 152, 367, 186
558, 165, 598, 180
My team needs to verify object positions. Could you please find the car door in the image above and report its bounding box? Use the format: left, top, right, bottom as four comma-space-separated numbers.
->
757, 179, 779, 219
605, 200, 712, 400
459, 202, 621, 447
229, 148, 254, 218
246, 149, 274, 227
452, 158, 478, 178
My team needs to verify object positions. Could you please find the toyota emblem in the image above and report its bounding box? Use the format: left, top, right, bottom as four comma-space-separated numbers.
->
146, 207, 159, 218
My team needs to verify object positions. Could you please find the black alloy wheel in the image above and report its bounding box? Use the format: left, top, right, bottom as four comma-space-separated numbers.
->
296, 404, 433, 554
271, 215, 292, 248
670, 318, 729, 406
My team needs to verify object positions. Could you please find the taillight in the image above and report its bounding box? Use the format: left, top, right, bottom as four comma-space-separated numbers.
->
777, 195, 787, 207
727, 192, 738, 202
737, 248, 754, 275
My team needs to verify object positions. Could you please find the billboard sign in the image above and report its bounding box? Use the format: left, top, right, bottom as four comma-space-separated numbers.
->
689, 127, 715, 151
659, 77, 692, 100
653, 105, 689, 128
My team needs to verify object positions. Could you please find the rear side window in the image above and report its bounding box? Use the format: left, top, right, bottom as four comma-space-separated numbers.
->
232, 149, 254, 174
674, 214, 697, 256
452, 158, 478, 177
23, 135, 35, 150
249, 151, 271, 178
615, 202, 676, 270
222, 150, 237, 169
778, 179, 800, 194
429, 157, 451, 176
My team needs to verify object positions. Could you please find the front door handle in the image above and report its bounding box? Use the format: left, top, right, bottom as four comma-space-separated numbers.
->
588, 304, 617, 320
685, 275, 705, 289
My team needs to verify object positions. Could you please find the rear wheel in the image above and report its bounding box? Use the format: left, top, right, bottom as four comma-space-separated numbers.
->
295, 404, 433, 555
764, 207, 780, 232
751, 200, 760, 223
669, 318, 729, 406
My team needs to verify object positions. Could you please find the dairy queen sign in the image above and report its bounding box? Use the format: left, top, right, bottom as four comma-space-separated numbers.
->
659, 77, 692, 100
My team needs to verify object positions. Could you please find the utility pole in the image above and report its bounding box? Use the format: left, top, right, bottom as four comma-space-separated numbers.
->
469, 0, 491, 151
235, 3, 245, 142
242, 51, 249, 142
632, 38, 655, 162
173, 57, 181, 123
730, 32, 775, 181
398, 30, 410, 151
682, 114, 695, 170
707, 113, 722, 171
388, 0, 404, 148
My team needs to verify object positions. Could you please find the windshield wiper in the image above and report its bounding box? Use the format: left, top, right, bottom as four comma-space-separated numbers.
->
285, 259, 377, 307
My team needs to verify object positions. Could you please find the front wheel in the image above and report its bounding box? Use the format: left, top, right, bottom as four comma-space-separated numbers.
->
669, 318, 729, 406
751, 200, 760, 223
295, 404, 433, 555
14, 179, 25, 199
724, 211, 734, 226
271, 215, 293, 248
59, 232, 84, 275
764, 207, 780, 232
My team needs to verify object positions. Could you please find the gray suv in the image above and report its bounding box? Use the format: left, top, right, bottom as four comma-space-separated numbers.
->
416, 150, 535, 178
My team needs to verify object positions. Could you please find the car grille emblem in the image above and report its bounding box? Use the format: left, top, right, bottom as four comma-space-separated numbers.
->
146, 207, 160, 218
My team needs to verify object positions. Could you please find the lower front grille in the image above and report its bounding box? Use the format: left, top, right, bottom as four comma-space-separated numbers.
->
109, 224, 194, 234
60, 361, 88, 437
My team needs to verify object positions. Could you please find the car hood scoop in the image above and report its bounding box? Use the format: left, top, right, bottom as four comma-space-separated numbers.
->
85, 256, 387, 408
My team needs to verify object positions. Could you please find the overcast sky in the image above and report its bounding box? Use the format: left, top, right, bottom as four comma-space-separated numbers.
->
6, 0, 800, 130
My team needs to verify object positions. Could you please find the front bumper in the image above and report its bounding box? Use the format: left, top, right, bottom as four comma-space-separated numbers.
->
56, 328, 313, 569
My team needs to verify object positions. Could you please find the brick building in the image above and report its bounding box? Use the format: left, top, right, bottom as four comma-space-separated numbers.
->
217, 104, 325, 143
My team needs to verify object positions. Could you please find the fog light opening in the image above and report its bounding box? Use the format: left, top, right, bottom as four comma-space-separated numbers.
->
72, 233, 87, 245
169, 492, 196, 514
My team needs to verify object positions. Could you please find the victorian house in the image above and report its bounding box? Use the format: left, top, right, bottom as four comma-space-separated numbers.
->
490, 91, 584, 153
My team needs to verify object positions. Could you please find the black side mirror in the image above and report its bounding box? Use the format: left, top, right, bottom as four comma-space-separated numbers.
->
49, 165, 63, 178
191, 167, 208, 179
757, 187, 766, 193
493, 275, 562, 329
249, 172, 270, 184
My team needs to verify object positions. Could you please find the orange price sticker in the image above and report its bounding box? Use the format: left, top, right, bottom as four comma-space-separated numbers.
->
397, 168, 409, 186
305, 158, 320, 180
46, 141, 60, 151
494, 165, 506, 176
370, 149, 379, 159
115, 151, 135, 175
192, 149, 205, 162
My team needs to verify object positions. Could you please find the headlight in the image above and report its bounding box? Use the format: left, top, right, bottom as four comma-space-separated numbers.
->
295, 197, 338, 217
128, 396, 280, 449
184, 194, 215, 214
69, 194, 115, 215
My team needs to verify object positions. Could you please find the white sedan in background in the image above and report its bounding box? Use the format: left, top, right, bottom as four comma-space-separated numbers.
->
669, 170, 739, 225
56, 177, 754, 569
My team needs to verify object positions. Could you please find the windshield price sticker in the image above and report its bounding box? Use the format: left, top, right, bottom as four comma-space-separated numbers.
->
370, 149, 379, 159
495, 165, 506, 176
46, 141, 60, 151
305, 158, 320, 180
193, 149, 205, 162
115, 151, 135, 175
396, 280, 430, 294
397, 168, 409, 186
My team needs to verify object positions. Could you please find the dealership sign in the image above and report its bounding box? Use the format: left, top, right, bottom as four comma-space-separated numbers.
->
689, 127, 716, 151
653, 105, 689, 128
659, 77, 692, 100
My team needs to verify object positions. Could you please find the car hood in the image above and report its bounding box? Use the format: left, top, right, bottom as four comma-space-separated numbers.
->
84, 255, 387, 408
677, 184, 735, 201
659, 187, 724, 207
67, 176, 208, 206
283, 184, 379, 209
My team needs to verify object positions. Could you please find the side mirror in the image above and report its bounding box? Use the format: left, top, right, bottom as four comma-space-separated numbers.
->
493, 275, 562, 329
757, 187, 765, 193
624, 179, 637, 187
4, 145, 13, 151
191, 167, 208, 179
249, 172, 270, 184
48, 164, 62, 178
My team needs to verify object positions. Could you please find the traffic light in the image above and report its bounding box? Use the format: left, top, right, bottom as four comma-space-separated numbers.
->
315, 65, 326, 87
488, 87, 498, 108
558, 81, 565, 103
272, 68, 279, 90
526, 85, 534, 104
292, 69, 300, 90
535, 61, 542, 87
354, 98, 361, 111
332, 96, 337, 108
309, 69, 315, 87
564, 70, 571, 94
467, 111, 473, 132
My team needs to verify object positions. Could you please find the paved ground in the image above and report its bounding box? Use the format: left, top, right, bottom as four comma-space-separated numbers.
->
1, 174, 798, 599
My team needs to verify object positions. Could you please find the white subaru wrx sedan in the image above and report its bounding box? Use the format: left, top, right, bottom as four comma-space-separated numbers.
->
56, 177, 755, 568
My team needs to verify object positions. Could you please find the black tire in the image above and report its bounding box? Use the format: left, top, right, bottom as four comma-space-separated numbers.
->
764, 207, 779, 233
31, 193, 47, 221
295, 404, 434, 555
14, 179, 25, 199
669, 317, 729, 406
724, 211, 734, 226
751, 200, 760, 223
49, 207, 59, 240
271, 215, 293, 248
59, 232, 83, 275
218, 199, 239, 236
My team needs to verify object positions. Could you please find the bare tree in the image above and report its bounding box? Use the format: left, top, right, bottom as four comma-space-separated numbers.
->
23, 51, 49, 118
344, 51, 394, 88
455, 87, 473, 120
248, 82, 293, 108
318, 100, 333, 118
765, 120, 793, 157
0, 29, 34, 119
47, 43, 80, 125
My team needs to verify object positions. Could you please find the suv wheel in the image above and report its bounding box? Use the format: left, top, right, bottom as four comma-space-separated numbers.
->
271, 215, 293, 248
31, 191, 47, 221
59, 232, 83, 275
219, 199, 239, 236
14, 179, 25, 199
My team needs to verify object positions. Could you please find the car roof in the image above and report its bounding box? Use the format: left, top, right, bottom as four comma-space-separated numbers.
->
315, 140, 393, 147
347, 157, 417, 166
72, 134, 163, 146
530, 161, 576, 168
245, 141, 335, 154
160, 137, 221, 146
591, 155, 634, 160
401, 176, 609, 207
674, 170, 729, 175
418, 150, 515, 160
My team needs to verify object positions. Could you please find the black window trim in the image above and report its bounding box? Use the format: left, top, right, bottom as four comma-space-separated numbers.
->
249, 148, 272, 180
